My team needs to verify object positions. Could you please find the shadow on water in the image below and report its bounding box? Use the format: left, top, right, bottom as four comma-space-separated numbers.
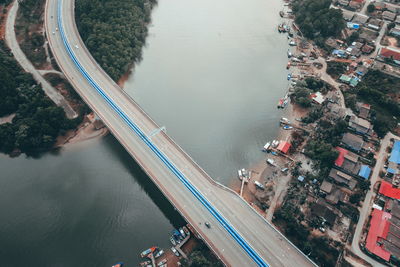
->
102, 134, 186, 228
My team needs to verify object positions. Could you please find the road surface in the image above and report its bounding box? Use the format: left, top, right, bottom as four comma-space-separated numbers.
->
45, 0, 316, 266
5, 1, 77, 119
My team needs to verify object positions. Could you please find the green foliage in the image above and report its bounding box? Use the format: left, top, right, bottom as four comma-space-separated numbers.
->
293, 87, 312, 107
293, 0, 345, 40
305, 140, 338, 169
327, 61, 348, 79
303, 106, 324, 123
367, 4, 375, 13
346, 32, 360, 45
344, 70, 400, 137
0, 42, 77, 154
182, 242, 223, 267
76, 0, 156, 81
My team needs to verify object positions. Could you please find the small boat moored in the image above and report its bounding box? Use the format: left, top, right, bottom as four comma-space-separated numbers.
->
140, 247, 157, 258
112, 263, 124, 267
154, 249, 164, 258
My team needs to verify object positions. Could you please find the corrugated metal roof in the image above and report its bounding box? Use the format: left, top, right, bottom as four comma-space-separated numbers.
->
358, 165, 371, 179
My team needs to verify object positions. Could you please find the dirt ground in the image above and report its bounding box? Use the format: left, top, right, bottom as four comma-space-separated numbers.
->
0, 5, 10, 40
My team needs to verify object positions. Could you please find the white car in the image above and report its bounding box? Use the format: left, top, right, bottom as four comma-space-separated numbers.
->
75, 45, 79, 49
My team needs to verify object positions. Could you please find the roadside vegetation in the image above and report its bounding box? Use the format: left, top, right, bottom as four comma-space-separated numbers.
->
292, 77, 332, 108
181, 242, 223, 267
75, 0, 157, 81
15, 0, 48, 68
0, 41, 79, 155
343, 70, 400, 137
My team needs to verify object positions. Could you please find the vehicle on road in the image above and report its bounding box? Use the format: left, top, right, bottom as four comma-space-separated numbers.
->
205, 222, 211, 228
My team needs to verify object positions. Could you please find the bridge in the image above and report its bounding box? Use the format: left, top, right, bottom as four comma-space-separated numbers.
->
44, 0, 316, 266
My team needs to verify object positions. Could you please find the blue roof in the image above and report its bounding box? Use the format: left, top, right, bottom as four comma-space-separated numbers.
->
388, 168, 397, 174
389, 140, 400, 164
358, 165, 371, 179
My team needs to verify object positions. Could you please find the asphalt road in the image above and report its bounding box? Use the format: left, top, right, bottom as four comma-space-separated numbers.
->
5, 1, 77, 119
45, 0, 316, 266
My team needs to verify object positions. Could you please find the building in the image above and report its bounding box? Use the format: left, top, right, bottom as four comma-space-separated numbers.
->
342, 9, 355, 21
356, 102, 371, 119
365, 209, 392, 261
385, 3, 400, 14
326, 188, 349, 205
367, 18, 383, 30
379, 47, 400, 65
321, 180, 334, 194
335, 147, 361, 175
388, 140, 400, 175
379, 181, 400, 200
352, 14, 369, 24
359, 165, 372, 179
338, 0, 350, 7
310, 92, 325, 105
390, 26, 400, 37
341, 132, 364, 152
361, 44, 374, 54
339, 74, 359, 87
310, 202, 337, 226
277, 141, 291, 154
328, 168, 357, 189
349, 115, 372, 135
382, 11, 397, 21
396, 15, 400, 24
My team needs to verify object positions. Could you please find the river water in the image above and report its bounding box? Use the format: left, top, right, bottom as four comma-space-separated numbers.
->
0, 0, 289, 266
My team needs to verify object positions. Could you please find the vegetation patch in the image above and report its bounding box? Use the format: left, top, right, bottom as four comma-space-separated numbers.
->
343, 70, 400, 137
326, 61, 349, 79
0, 41, 79, 155
292, 0, 345, 46
75, 0, 156, 81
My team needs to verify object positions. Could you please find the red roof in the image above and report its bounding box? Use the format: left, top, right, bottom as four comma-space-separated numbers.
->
277, 141, 291, 154
365, 209, 392, 261
379, 181, 400, 199
335, 147, 349, 167
380, 48, 400, 61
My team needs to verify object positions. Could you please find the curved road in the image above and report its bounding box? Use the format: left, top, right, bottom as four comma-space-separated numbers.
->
5, 1, 77, 119
45, 0, 315, 266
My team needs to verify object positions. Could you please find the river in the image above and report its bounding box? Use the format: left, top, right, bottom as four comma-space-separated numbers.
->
0, 0, 289, 266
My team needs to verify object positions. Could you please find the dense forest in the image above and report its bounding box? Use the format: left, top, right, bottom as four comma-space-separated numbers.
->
292, 0, 345, 43
0, 41, 78, 155
75, 0, 156, 81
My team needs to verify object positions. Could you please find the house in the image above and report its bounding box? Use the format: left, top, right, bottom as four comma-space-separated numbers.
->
365, 209, 393, 261
342, 9, 355, 21
349, 0, 362, 10
389, 26, 400, 37
346, 46, 362, 57
367, 18, 383, 30
379, 47, 400, 65
338, 0, 350, 7
277, 141, 291, 154
341, 132, 364, 152
385, 3, 400, 14
355, 65, 368, 76
310, 202, 337, 226
359, 28, 379, 42
310, 92, 325, 105
382, 11, 397, 21
321, 180, 334, 194
373, 1, 386, 11
349, 115, 372, 135
326, 188, 349, 205
396, 15, 400, 24
358, 165, 372, 179
328, 168, 357, 189
356, 102, 371, 119
335, 147, 361, 175
332, 49, 347, 58
352, 14, 369, 24
379, 181, 400, 200
361, 44, 374, 54
387, 140, 400, 175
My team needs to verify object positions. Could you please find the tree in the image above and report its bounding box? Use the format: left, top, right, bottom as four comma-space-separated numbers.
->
367, 4, 375, 13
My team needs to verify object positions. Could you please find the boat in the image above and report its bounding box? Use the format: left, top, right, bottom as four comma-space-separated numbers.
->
154, 249, 164, 258
280, 117, 290, 124
171, 246, 180, 257
283, 125, 293, 130
170, 236, 176, 246
271, 140, 279, 148
238, 168, 250, 182
267, 158, 276, 166
278, 23, 285, 33
140, 247, 157, 258
157, 259, 167, 266
287, 74, 292, 81
277, 98, 284, 109
279, 11, 284, 17
112, 263, 124, 267
286, 61, 291, 69
289, 40, 297, 46
254, 181, 265, 190
263, 142, 271, 152
287, 50, 292, 58
271, 151, 278, 156
140, 261, 151, 267
183, 226, 190, 236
